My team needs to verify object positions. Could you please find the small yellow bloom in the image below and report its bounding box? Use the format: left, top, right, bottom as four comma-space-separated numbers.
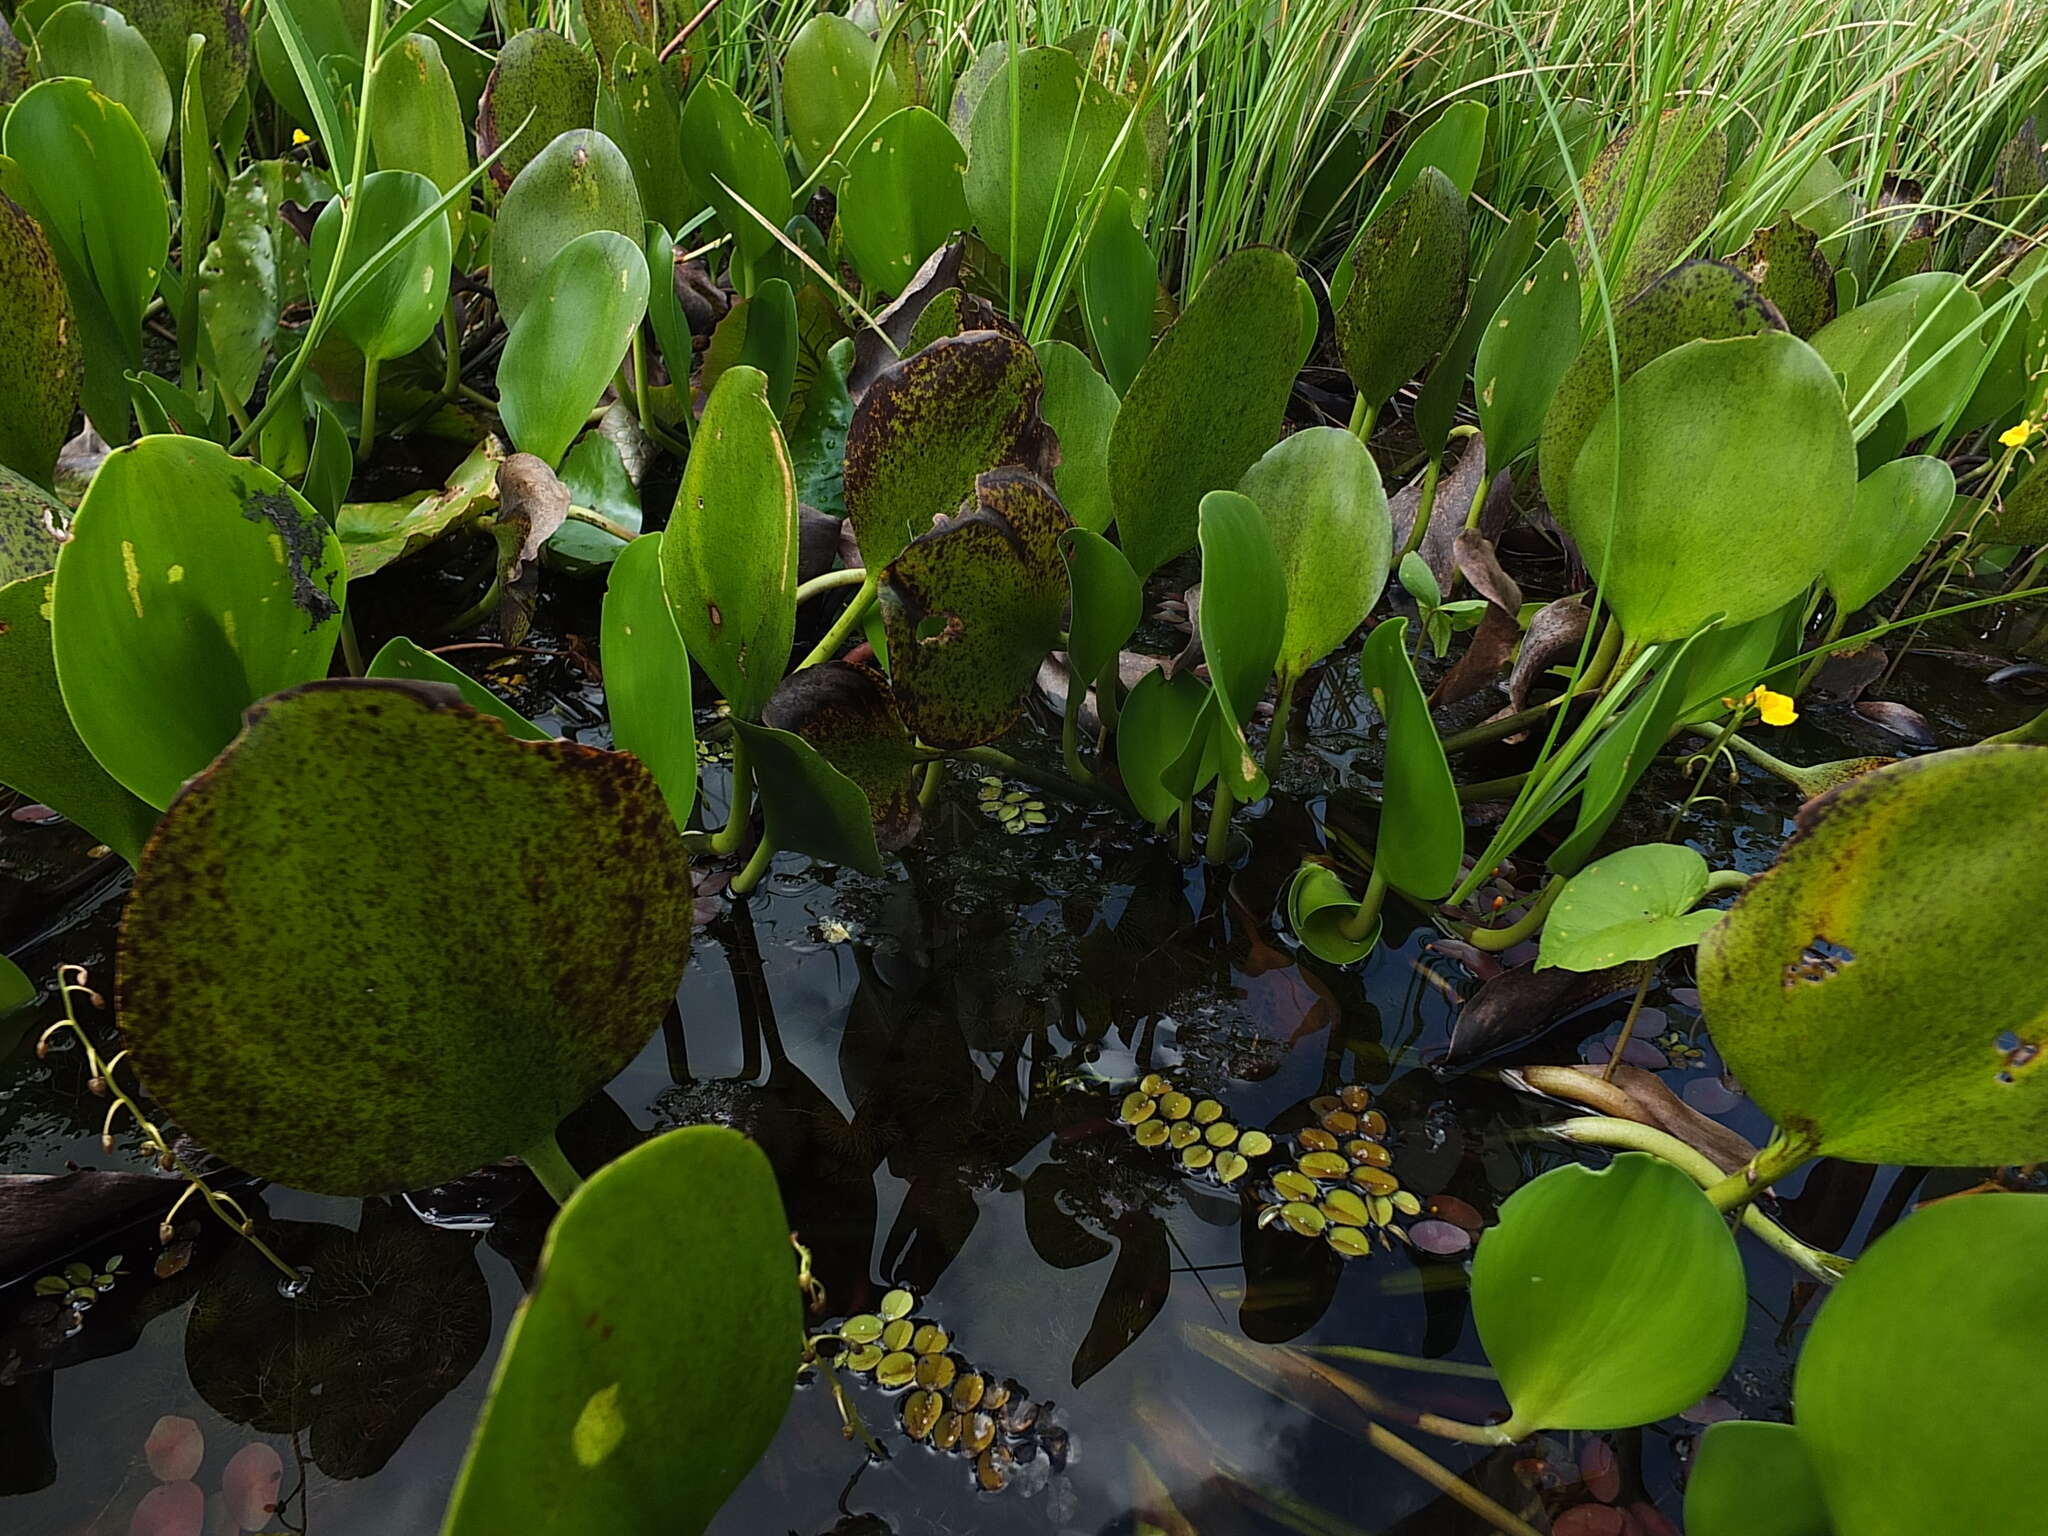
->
292, 128, 312, 147
1743, 685, 1799, 727
2001, 419, 2037, 450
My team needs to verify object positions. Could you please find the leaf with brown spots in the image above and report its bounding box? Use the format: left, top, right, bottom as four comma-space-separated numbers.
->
117, 680, 694, 1195
762, 661, 922, 850
0, 192, 83, 489
878, 466, 1071, 749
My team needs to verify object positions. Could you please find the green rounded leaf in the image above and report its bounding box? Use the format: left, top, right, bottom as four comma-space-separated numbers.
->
1540, 259, 1782, 531
1360, 618, 1463, 900
1741, 215, 1835, 339
116, 0, 245, 135
1826, 455, 1954, 614
117, 680, 694, 1195
310, 169, 453, 362
1197, 489, 1285, 799
838, 105, 966, 295
0, 572, 159, 862
878, 466, 1070, 750
1285, 861, 1379, 963
1333, 165, 1469, 413
1810, 272, 1983, 437
1117, 667, 1213, 826
498, 228, 649, 470
1471, 1154, 1746, 1434
1539, 843, 1722, 971
1108, 245, 1305, 577
601, 533, 696, 832
1475, 238, 1582, 468
1239, 426, 1390, 682
493, 127, 644, 330
1060, 526, 1140, 687
1685, 1421, 1830, 1536
1036, 339, 1118, 535
784, 13, 904, 189
365, 635, 550, 741
1570, 330, 1856, 644
1568, 111, 1726, 300
369, 33, 470, 222
678, 76, 790, 270
0, 191, 83, 487
51, 437, 343, 810
843, 329, 1049, 571
1794, 1194, 2048, 1535
442, 1123, 799, 1534
1697, 746, 2048, 1166
595, 42, 698, 236
658, 364, 796, 720
1080, 185, 1154, 395
479, 28, 599, 192
730, 715, 885, 876
760, 661, 921, 852
32, 3, 172, 159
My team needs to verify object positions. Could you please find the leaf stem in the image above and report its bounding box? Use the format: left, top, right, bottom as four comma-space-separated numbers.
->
1397, 454, 1442, 560
1701, 1128, 1823, 1216
709, 730, 752, 856
1203, 780, 1236, 863
793, 566, 869, 604
519, 1131, 584, 1206
1338, 864, 1389, 942
796, 572, 877, 669
729, 835, 775, 895
356, 355, 379, 464
1601, 967, 1655, 1083
1262, 667, 1297, 779
1458, 874, 1563, 951
563, 504, 640, 543
1060, 667, 1098, 786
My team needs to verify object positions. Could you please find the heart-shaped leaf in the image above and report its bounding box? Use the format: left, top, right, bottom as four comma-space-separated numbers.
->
1568, 111, 1726, 300
32, 3, 171, 158
441, 1125, 799, 1536
729, 715, 885, 876
879, 466, 1071, 749
1109, 245, 1305, 576
1239, 426, 1390, 685
498, 229, 650, 470
1286, 861, 1380, 963
491, 127, 644, 330
1791, 1192, 2048, 1534
837, 106, 966, 295
678, 75, 790, 274
117, 679, 694, 1195
366, 636, 550, 740
760, 661, 922, 851
477, 28, 598, 191
1118, 667, 1213, 827
1475, 237, 1582, 468
784, 13, 904, 190
843, 329, 1050, 571
600, 533, 696, 831
1826, 455, 1954, 614
1360, 618, 1463, 899
1197, 489, 1286, 799
1684, 1421, 1830, 1536
1540, 843, 1723, 971
1333, 166, 1469, 415
0, 192, 82, 487
310, 169, 453, 362
51, 437, 344, 810
1471, 1153, 1746, 1435
1571, 330, 1856, 644
1540, 259, 1782, 531
1697, 746, 2048, 1166
659, 364, 795, 719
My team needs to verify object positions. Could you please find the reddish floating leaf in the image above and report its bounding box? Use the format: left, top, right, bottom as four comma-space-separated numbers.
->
221, 1442, 283, 1530
129, 1480, 204, 1536
143, 1414, 203, 1482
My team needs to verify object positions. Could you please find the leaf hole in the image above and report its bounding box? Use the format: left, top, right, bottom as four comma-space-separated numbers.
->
1782, 936, 1854, 986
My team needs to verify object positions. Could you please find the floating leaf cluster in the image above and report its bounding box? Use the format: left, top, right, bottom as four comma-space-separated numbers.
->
1115, 1070, 1279, 1185
1254, 1085, 1420, 1258
975, 775, 1051, 834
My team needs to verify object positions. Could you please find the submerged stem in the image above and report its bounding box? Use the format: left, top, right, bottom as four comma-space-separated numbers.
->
1459, 875, 1563, 951
520, 1131, 584, 1206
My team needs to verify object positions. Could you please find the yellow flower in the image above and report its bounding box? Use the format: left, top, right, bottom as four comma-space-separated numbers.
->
1744, 685, 1799, 727
291, 128, 312, 147
2001, 419, 2037, 450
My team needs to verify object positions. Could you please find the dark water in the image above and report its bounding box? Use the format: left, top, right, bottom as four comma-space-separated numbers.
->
1, 593, 2036, 1536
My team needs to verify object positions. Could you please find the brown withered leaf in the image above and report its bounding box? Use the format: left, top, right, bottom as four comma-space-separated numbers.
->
1507, 1063, 1759, 1173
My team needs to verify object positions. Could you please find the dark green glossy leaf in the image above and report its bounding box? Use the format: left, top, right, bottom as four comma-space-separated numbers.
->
784, 13, 904, 190
1698, 746, 2048, 1166
1471, 1154, 1745, 1434
1333, 166, 1468, 414
730, 716, 884, 876
1685, 1421, 1830, 1536
838, 105, 966, 295
1568, 111, 1726, 300
643, 222, 691, 386
0, 571, 159, 862
1285, 861, 1378, 963
761, 661, 921, 851
370, 33, 470, 225
499, 229, 649, 470
843, 329, 1050, 571
678, 76, 790, 272
1540, 259, 1781, 531
117, 679, 694, 1195
1080, 185, 1153, 395
786, 334, 854, 517
659, 365, 795, 720
1794, 1194, 2048, 1533
304, 400, 351, 524
365, 636, 549, 740
492, 127, 644, 330
551, 428, 643, 571
253, 0, 366, 142
1826, 455, 1954, 614
442, 1125, 798, 1536
32, 3, 171, 158
1196, 489, 1285, 799
0, 190, 82, 487
310, 169, 452, 362
1036, 339, 1117, 534
1539, 843, 1722, 971
51, 436, 344, 810
1740, 215, 1834, 338
1108, 245, 1304, 577
1572, 331, 1856, 643
1475, 237, 1581, 468
1117, 667, 1212, 826
478, 28, 598, 192
600, 533, 695, 831
1239, 426, 1389, 683
595, 42, 697, 234
1060, 527, 1140, 686
1360, 618, 1461, 899
878, 466, 1070, 750
701, 277, 798, 419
